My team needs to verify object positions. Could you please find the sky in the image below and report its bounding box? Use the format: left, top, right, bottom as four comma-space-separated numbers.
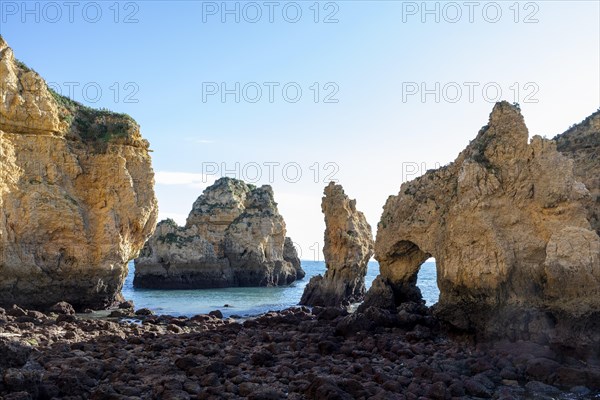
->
1, 1, 599, 261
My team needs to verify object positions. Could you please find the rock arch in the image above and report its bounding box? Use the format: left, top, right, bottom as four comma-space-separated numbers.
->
362, 102, 600, 353
377, 240, 432, 304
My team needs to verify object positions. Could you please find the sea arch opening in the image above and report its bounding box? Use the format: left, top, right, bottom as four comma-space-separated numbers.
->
417, 257, 440, 306
382, 240, 440, 307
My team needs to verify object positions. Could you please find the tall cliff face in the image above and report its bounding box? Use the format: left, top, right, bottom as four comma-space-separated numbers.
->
300, 183, 373, 307
0, 37, 158, 310
555, 110, 600, 236
134, 178, 304, 288
363, 102, 600, 355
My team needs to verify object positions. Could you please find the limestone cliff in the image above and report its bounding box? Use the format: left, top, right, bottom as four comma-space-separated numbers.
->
363, 102, 600, 357
0, 36, 158, 310
134, 178, 304, 288
555, 109, 600, 236
300, 183, 373, 306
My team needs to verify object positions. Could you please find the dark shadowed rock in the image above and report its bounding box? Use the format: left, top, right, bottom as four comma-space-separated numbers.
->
48, 302, 75, 316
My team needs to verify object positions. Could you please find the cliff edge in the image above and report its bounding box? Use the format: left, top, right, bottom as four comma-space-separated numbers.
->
0, 36, 158, 310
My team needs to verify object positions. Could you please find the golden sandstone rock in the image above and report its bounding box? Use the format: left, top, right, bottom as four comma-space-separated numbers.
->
555, 109, 600, 237
134, 178, 304, 288
0, 36, 158, 310
363, 102, 600, 354
300, 182, 374, 307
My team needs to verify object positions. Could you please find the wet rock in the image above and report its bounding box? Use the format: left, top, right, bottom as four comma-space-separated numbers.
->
247, 388, 286, 400
334, 313, 374, 337
56, 314, 76, 323
135, 308, 155, 316
0, 305, 597, 398
313, 307, 348, 321
425, 381, 448, 400
250, 350, 275, 367
525, 381, 562, 396
526, 357, 561, 381
6, 305, 27, 317
118, 300, 134, 310
175, 356, 199, 371
570, 386, 591, 396
108, 309, 131, 318
305, 377, 353, 400
49, 302, 75, 316
0, 339, 32, 368
464, 378, 492, 398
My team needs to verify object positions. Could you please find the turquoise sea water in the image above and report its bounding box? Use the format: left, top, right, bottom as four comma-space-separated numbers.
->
122, 261, 439, 318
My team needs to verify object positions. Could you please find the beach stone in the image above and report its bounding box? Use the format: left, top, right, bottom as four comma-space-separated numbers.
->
425, 381, 448, 400
6, 305, 27, 317
305, 377, 353, 400
135, 308, 155, 316
108, 310, 130, 318
570, 386, 591, 396
526, 357, 561, 381
247, 388, 285, 400
525, 381, 562, 396
118, 300, 134, 309
49, 302, 75, 316
464, 379, 492, 398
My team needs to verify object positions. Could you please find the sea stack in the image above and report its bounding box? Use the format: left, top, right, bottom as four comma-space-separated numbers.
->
363, 102, 600, 358
300, 182, 374, 307
134, 177, 304, 288
0, 37, 158, 310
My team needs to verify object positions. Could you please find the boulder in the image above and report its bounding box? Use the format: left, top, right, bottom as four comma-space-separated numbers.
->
48, 302, 75, 316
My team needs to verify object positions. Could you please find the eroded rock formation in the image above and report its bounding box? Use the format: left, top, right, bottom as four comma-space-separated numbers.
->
555, 109, 600, 236
0, 37, 158, 310
134, 178, 304, 288
363, 102, 600, 357
300, 182, 373, 307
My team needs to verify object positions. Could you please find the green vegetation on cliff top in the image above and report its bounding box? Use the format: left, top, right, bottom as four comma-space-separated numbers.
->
14, 55, 136, 145
48, 87, 136, 144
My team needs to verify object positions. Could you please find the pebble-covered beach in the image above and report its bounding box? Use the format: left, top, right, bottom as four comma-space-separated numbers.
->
2, 302, 599, 400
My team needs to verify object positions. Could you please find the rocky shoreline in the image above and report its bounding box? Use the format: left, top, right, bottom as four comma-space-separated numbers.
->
2, 35, 600, 400
2, 302, 599, 400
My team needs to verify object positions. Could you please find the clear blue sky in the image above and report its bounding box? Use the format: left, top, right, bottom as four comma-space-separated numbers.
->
2, 1, 599, 260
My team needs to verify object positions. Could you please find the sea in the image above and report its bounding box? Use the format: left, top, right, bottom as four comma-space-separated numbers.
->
122, 261, 439, 318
